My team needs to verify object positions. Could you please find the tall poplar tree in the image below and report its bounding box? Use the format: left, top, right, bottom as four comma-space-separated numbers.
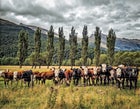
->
58, 27, 65, 68
34, 27, 41, 68
46, 25, 54, 68
69, 26, 77, 68
107, 28, 116, 65
81, 25, 88, 66
17, 29, 28, 68
94, 27, 101, 66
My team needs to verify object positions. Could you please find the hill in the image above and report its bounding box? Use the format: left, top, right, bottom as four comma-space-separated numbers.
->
87, 34, 140, 51
0, 18, 59, 58
0, 18, 140, 58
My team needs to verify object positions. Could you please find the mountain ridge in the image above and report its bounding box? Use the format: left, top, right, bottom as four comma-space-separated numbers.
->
0, 18, 140, 58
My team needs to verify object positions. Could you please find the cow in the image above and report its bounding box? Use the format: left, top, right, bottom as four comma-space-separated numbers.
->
21, 70, 33, 87
58, 69, 65, 84
99, 64, 111, 85
13, 70, 24, 86
109, 67, 117, 85
125, 66, 139, 89
33, 71, 42, 84
64, 69, 73, 86
0, 70, 14, 87
115, 67, 125, 89
72, 68, 81, 86
40, 69, 55, 84
80, 66, 89, 86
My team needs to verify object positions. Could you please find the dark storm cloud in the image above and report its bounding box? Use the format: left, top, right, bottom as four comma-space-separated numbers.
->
0, 0, 140, 39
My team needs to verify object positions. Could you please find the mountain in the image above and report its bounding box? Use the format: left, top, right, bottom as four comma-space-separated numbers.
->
87, 34, 140, 51
0, 18, 59, 58
0, 18, 140, 58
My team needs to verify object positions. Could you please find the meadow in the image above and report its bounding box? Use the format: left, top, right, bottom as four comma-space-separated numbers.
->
0, 66, 140, 109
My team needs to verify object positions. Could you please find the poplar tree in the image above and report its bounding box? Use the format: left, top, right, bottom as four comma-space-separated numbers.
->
34, 27, 41, 68
81, 25, 88, 66
107, 28, 116, 65
94, 27, 101, 66
46, 25, 54, 68
17, 29, 28, 68
69, 27, 77, 68
58, 27, 65, 68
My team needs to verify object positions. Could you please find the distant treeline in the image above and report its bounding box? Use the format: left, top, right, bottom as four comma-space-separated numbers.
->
0, 51, 140, 66
0, 25, 140, 67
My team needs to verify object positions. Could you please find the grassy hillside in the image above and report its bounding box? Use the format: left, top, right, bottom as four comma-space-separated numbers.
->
0, 66, 140, 109
0, 19, 60, 58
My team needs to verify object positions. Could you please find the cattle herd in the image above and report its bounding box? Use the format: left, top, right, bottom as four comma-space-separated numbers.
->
0, 64, 139, 90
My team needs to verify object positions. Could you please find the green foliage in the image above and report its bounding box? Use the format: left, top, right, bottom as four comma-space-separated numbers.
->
69, 27, 77, 67
17, 29, 28, 67
34, 27, 41, 67
81, 25, 88, 66
99, 54, 108, 65
58, 27, 65, 67
107, 29, 116, 65
114, 51, 140, 66
0, 57, 18, 65
94, 27, 101, 66
134, 58, 140, 66
46, 26, 54, 67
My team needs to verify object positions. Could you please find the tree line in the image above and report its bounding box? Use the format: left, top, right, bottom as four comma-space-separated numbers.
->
1, 26, 139, 67
17, 25, 116, 68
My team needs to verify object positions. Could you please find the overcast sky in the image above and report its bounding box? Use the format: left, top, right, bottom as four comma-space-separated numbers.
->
0, 0, 140, 39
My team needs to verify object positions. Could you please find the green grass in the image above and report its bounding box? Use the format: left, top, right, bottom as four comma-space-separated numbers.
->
0, 79, 140, 109
0, 66, 140, 109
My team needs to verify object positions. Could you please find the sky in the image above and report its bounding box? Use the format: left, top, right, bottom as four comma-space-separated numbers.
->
0, 0, 140, 39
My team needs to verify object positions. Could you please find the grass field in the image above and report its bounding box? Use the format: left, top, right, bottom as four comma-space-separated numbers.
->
0, 66, 140, 109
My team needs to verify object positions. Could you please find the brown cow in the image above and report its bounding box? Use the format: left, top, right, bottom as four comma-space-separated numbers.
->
64, 69, 73, 86
40, 69, 55, 84
33, 71, 42, 84
1, 70, 13, 87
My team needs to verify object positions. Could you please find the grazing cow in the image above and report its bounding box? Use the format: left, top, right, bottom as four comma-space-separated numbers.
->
92, 67, 101, 85
0, 70, 14, 87
40, 69, 55, 84
21, 70, 33, 87
13, 70, 24, 86
100, 64, 108, 85
125, 67, 139, 89
115, 67, 125, 89
73, 68, 81, 86
87, 68, 95, 85
64, 69, 73, 86
58, 69, 65, 84
33, 71, 42, 84
81, 66, 89, 86
109, 68, 117, 85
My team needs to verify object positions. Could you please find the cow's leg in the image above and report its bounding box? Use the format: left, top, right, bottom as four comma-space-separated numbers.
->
100, 76, 102, 85
4, 80, 7, 87
112, 78, 114, 85
28, 81, 30, 87
126, 78, 129, 87
129, 79, 132, 89
117, 80, 120, 88
104, 76, 106, 85
107, 76, 109, 85
134, 78, 137, 89
122, 79, 125, 89
73, 78, 75, 85
96, 76, 99, 85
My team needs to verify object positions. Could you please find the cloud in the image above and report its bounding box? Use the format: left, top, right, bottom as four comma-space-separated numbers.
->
0, 0, 140, 39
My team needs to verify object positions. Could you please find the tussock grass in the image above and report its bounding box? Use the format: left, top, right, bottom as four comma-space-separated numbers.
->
0, 66, 140, 109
